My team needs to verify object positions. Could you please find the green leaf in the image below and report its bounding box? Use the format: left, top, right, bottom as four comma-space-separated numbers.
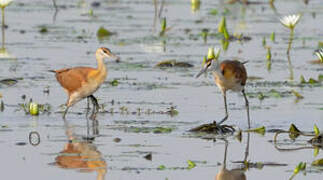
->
308, 78, 318, 84
266, 48, 271, 60
300, 75, 306, 83
97, 26, 112, 39
207, 47, 215, 59
270, 32, 275, 42
314, 124, 320, 137
158, 165, 166, 170
29, 102, 39, 116
110, 79, 119, 86
312, 159, 323, 166
314, 147, 319, 157
218, 16, 226, 33
209, 9, 218, 16
289, 124, 301, 140
223, 27, 230, 40
245, 126, 265, 135
187, 160, 196, 169
161, 17, 167, 32
291, 90, 304, 99
262, 37, 266, 47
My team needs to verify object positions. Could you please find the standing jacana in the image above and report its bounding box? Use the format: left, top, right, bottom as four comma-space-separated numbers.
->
196, 47, 250, 128
50, 47, 119, 118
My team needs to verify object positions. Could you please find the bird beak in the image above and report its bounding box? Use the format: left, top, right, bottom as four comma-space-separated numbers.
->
195, 64, 209, 78
106, 52, 120, 62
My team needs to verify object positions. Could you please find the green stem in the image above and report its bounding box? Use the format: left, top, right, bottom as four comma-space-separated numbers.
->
287, 53, 294, 80
287, 28, 294, 55
1, 8, 5, 49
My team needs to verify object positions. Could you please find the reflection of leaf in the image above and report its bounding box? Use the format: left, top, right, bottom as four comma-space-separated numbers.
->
314, 147, 319, 157
314, 124, 320, 137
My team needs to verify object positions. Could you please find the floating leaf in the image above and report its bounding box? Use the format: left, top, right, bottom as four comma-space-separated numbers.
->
308, 78, 318, 84
39, 26, 48, 34
97, 26, 112, 39
187, 160, 196, 169
314, 124, 320, 137
110, 79, 119, 86
209, 9, 218, 16
245, 126, 265, 135
158, 165, 166, 170
291, 90, 304, 99
312, 159, 323, 166
300, 75, 306, 83
289, 124, 301, 140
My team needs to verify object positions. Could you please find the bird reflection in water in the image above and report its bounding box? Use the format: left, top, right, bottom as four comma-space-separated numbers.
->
216, 133, 250, 180
55, 119, 107, 180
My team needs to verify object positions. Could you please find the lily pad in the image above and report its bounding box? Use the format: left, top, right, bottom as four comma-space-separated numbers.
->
189, 122, 235, 134
156, 60, 193, 68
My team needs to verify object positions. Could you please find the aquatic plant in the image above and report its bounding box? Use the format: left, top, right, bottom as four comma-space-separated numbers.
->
290, 162, 306, 180
315, 49, 323, 63
218, 16, 230, 40
280, 14, 301, 54
191, 0, 200, 13
0, 0, 12, 49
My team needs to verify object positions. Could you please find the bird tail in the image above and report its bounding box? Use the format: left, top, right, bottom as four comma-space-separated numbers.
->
48, 70, 56, 73
242, 61, 249, 64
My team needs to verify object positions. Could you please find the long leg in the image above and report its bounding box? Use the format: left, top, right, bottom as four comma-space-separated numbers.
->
217, 91, 228, 125
89, 95, 99, 119
62, 106, 69, 119
89, 95, 99, 113
242, 89, 250, 129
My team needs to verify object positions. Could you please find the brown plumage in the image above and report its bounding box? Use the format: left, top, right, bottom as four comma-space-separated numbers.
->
196, 58, 250, 128
51, 47, 118, 118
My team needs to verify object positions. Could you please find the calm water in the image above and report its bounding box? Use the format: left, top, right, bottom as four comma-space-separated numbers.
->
0, 0, 322, 179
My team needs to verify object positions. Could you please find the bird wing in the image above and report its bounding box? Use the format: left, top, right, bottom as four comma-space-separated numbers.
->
221, 60, 247, 86
54, 67, 96, 94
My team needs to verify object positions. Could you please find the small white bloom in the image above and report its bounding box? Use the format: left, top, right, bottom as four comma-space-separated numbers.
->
207, 47, 221, 60
280, 14, 301, 29
315, 49, 323, 62
0, 0, 13, 9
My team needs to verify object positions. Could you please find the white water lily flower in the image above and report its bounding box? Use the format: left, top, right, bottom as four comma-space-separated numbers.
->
315, 49, 323, 62
0, 0, 13, 9
207, 47, 221, 60
280, 14, 301, 29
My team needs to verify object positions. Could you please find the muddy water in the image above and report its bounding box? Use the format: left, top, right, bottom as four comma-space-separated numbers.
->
0, 0, 322, 179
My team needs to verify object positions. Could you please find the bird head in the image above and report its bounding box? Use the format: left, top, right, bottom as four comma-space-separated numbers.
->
97, 47, 120, 62
195, 47, 220, 78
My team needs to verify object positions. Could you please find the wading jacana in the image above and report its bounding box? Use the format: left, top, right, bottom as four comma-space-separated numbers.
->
196, 48, 250, 128
50, 47, 119, 118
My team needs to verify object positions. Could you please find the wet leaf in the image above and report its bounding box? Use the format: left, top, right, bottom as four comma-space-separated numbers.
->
291, 90, 304, 99
110, 79, 119, 86
314, 147, 319, 157
270, 32, 275, 42
144, 153, 152, 161
300, 75, 306, 83
245, 126, 265, 135
312, 159, 323, 166
187, 160, 196, 169
314, 124, 320, 137
209, 9, 218, 16
29, 102, 39, 116
218, 16, 226, 33
158, 165, 166, 170
289, 124, 301, 140
308, 78, 318, 84
262, 37, 266, 47
0, 78, 18, 86
97, 26, 113, 39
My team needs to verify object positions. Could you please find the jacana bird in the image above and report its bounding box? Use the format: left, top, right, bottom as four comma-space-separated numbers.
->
50, 47, 119, 118
196, 47, 250, 129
